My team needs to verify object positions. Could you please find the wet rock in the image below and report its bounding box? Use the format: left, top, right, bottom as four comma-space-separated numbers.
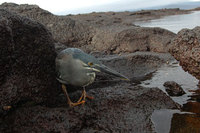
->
163, 81, 186, 96
170, 26, 200, 80
2, 85, 179, 133
170, 113, 200, 133
98, 52, 174, 80
182, 102, 200, 114
0, 9, 58, 110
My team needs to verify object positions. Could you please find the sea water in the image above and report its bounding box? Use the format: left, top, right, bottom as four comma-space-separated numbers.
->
134, 11, 200, 33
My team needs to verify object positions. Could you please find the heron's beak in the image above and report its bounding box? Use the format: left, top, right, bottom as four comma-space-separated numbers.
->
95, 64, 130, 81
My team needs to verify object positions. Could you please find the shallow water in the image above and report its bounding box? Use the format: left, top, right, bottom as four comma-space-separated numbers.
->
134, 11, 200, 131
134, 11, 200, 33
140, 61, 200, 132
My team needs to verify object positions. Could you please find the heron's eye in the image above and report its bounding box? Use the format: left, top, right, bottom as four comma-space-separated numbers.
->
88, 62, 93, 66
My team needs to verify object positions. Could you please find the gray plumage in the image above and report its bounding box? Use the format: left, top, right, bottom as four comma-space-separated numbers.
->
56, 48, 129, 87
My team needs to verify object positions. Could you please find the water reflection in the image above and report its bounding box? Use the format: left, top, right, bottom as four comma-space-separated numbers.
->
169, 100, 200, 133
141, 61, 200, 132
151, 109, 194, 133
141, 62, 199, 105
134, 11, 200, 33
134, 10, 200, 132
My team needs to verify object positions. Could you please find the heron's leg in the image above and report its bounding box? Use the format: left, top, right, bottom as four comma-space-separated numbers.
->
62, 84, 85, 107
83, 87, 94, 101
77, 87, 94, 102
77, 90, 84, 102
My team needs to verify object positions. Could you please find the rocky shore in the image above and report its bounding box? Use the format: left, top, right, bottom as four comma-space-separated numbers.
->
0, 2, 199, 133
0, 2, 182, 53
170, 27, 200, 80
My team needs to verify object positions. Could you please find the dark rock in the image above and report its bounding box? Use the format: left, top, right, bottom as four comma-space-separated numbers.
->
182, 101, 200, 114
0, 9, 58, 110
0, 16, 14, 86
98, 52, 174, 80
54, 42, 68, 53
2, 85, 179, 133
130, 11, 152, 15
170, 113, 200, 133
0, 46, 178, 132
170, 26, 200, 80
0, 4, 185, 132
163, 81, 186, 96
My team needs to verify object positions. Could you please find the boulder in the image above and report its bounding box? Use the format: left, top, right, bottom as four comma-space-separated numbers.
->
98, 52, 174, 79
170, 113, 200, 133
114, 27, 175, 53
0, 2, 95, 48
2, 85, 178, 133
86, 27, 175, 54
163, 81, 186, 96
0, 9, 58, 111
170, 27, 200, 80
0, 48, 179, 132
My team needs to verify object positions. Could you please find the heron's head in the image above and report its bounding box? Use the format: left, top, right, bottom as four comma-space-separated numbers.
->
76, 52, 129, 81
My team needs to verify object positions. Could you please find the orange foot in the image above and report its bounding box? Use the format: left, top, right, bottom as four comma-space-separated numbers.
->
68, 100, 86, 107
77, 89, 94, 103
86, 95, 94, 100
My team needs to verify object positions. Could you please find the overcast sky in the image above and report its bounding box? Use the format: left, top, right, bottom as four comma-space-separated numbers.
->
0, 0, 199, 15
